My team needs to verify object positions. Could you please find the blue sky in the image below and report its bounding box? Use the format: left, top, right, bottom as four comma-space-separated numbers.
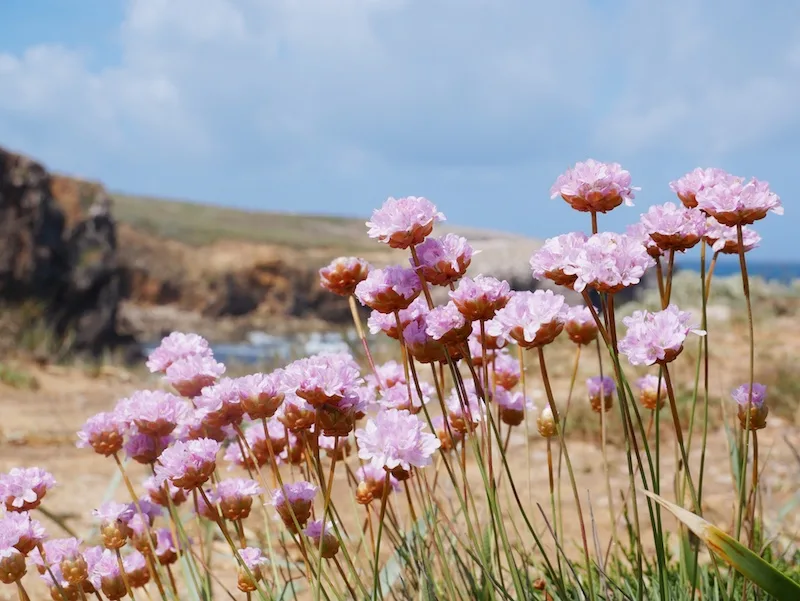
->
0, 1, 797, 259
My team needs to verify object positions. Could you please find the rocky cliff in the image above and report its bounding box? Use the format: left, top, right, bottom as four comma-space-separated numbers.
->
0, 147, 137, 359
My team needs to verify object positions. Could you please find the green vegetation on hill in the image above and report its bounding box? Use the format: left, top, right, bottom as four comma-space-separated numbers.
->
111, 192, 378, 250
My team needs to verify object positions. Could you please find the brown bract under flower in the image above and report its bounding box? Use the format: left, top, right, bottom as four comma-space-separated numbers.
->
509, 320, 564, 349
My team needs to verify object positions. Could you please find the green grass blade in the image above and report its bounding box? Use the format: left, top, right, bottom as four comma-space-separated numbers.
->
642, 490, 800, 600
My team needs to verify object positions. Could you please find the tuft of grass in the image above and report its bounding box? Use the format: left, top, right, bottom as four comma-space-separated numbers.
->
0, 362, 39, 390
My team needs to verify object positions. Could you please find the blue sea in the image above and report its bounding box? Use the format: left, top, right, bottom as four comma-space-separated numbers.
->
677, 259, 800, 284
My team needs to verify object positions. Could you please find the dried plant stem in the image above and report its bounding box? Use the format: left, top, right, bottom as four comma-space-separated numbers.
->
537, 346, 595, 601
115, 547, 137, 600
348, 294, 382, 388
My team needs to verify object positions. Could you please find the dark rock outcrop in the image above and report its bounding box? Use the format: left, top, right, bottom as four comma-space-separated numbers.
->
0, 147, 138, 360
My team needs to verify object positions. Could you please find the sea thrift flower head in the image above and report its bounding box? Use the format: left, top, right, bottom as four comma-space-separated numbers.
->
732, 383, 769, 431
564, 305, 599, 345
377, 381, 433, 414
304, 520, 340, 559
0, 467, 55, 511
216, 478, 263, 521
572, 232, 655, 294
76, 412, 125, 457
366, 196, 445, 248
81, 545, 104, 592
365, 360, 406, 390
413, 233, 474, 286
695, 177, 783, 226
471, 319, 506, 351
356, 409, 441, 480
640, 202, 707, 252
425, 301, 472, 344
704, 218, 761, 255
146, 332, 212, 373
123, 551, 150, 588
60, 546, 89, 587
669, 167, 739, 208
587, 376, 616, 413
93, 503, 134, 549
446, 383, 486, 435
618, 305, 705, 366
193, 488, 218, 520
117, 390, 188, 437
272, 481, 317, 532
0, 546, 25, 584
431, 415, 463, 452
174, 408, 227, 443
29, 538, 82, 574
125, 433, 171, 465
626, 222, 662, 259
165, 354, 225, 398
0, 511, 46, 555
154, 529, 179, 565
550, 159, 637, 213
536, 406, 556, 438
95, 549, 126, 600
355, 266, 422, 314
237, 371, 285, 420
237, 547, 267, 592
529, 232, 587, 287
195, 377, 245, 428
492, 350, 521, 389
319, 256, 371, 296
275, 394, 316, 432
403, 316, 447, 364
495, 389, 532, 426
468, 337, 496, 366
488, 290, 568, 349
154, 438, 220, 489
355, 463, 400, 505
315, 398, 360, 437
282, 354, 362, 408
450, 275, 512, 321
367, 297, 428, 339
636, 375, 665, 411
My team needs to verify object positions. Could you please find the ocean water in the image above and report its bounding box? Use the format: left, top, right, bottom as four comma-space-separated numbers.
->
677, 259, 800, 285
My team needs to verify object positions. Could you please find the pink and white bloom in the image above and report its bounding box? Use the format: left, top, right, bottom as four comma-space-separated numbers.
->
356, 409, 441, 476
564, 305, 599, 346
146, 332, 212, 373
529, 232, 587, 287
366, 196, 445, 248
640, 202, 707, 252
571, 232, 655, 294
669, 168, 739, 208
355, 266, 423, 314
450, 275, 512, 321
704, 218, 761, 255
695, 177, 783, 226
550, 159, 637, 213
367, 297, 428, 339
618, 305, 705, 366
488, 290, 568, 349
0, 467, 55, 511
413, 234, 474, 286
165, 354, 225, 398
319, 257, 371, 297
77, 412, 126, 456
237, 371, 285, 420
195, 378, 245, 428
425, 301, 471, 344
282, 353, 362, 408
116, 390, 188, 437
154, 438, 221, 489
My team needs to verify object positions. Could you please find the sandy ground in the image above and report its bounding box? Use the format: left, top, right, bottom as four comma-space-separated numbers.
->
1, 342, 799, 600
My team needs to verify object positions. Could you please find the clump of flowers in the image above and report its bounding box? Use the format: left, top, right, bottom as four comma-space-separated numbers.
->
640, 202, 707, 252
488, 290, 568, 348
571, 232, 655, 294
669, 167, 738, 208
695, 177, 783, 226
319, 256, 371, 296
529, 232, 587, 287
550, 159, 637, 213
366, 196, 445, 248
636, 374, 665, 411
413, 233, 474, 286
618, 305, 705, 366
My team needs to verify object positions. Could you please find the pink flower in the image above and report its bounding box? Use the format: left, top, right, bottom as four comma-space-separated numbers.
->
494, 388, 533, 426
146, 332, 212, 373
174, 408, 227, 443
116, 390, 188, 437
355, 266, 423, 314
282, 354, 362, 408
492, 350, 520, 389
29, 538, 82, 572
355, 463, 401, 503
0, 511, 46, 555
587, 376, 615, 412
636, 375, 665, 411
402, 316, 447, 364
640, 202, 707, 252
319, 257, 371, 296
216, 478, 263, 521
125, 433, 171, 465
236, 371, 285, 420
450, 275, 512, 321
618, 305, 705, 366
564, 305, 599, 346
732, 383, 767, 409
239, 547, 268, 571
124, 550, 150, 587
271, 481, 317, 531
413, 234, 474, 286
355, 409, 441, 476
550, 159, 637, 213
669, 168, 740, 208
487, 290, 568, 349
366, 196, 445, 248
470, 319, 506, 351
446, 382, 486, 434
303, 519, 340, 558
377, 381, 434, 413
704, 218, 761, 255
143, 476, 187, 507
367, 297, 428, 339
154, 438, 221, 489
529, 232, 587, 287
195, 378, 245, 428
165, 354, 226, 398
626, 222, 662, 259
0, 468, 55, 511
695, 177, 783, 226
425, 301, 471, 344
154, 529, 179, 565
275, 394, 316, 432
364, 360, 406, 390
571, 232, 655, 294
77, 412, 126, 456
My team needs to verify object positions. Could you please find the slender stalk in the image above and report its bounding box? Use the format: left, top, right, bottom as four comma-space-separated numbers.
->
599, 404, 618, 558
537, 346, 595, 601
371, 473, 391, 600
749, 430, 760, 548
655, 256, 666, 302
662, 365, 700, 512
16, 582, 30, 601
664, 249, 676, 307
115, 547, 137, 600
557, 344, 582, 549
348, 294, 382, 388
